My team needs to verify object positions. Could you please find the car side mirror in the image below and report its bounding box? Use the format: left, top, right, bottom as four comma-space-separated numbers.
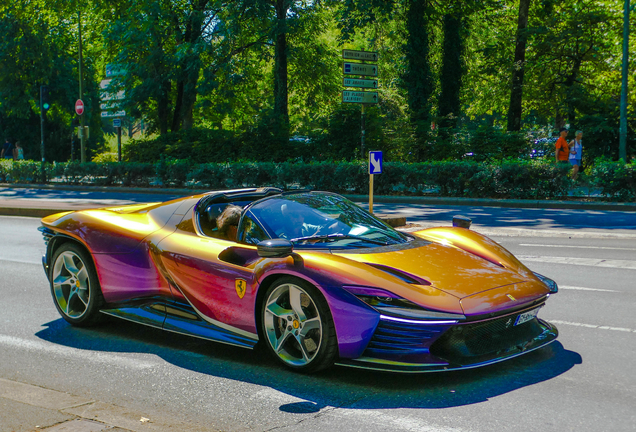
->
257, 239, 294, 258
452, 215, 472, 229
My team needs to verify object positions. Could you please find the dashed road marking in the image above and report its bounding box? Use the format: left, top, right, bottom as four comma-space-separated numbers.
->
519, 243, 636, 251
550, 320, 636, 333
559, 285, 618, 292
518, 255, 636, 270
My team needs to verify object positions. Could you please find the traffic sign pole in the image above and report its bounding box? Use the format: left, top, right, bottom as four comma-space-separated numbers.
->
369, 173, 374, 215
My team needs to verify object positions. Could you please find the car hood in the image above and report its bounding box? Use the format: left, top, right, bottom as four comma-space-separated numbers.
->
332, 238, 543, 301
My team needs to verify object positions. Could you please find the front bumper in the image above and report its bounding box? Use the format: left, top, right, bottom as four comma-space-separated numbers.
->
336, 318, 558, 373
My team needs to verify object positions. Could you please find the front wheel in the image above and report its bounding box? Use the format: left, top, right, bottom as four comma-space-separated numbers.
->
49, 242, 105, 326
260, 277, 337, 373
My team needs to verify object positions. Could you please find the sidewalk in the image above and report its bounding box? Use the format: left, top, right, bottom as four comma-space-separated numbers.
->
2, 184, 635, 219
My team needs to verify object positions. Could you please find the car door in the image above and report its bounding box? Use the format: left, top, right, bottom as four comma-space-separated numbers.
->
156, 214, 261, 338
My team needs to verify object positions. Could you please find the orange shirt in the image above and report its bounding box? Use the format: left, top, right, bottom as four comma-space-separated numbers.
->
555, 137, 569, 161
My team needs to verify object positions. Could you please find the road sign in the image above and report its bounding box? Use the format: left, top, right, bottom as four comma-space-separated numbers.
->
113, 119, 121, 127
343, 78, 378, 89
342, 91, 378, 104
343, 62, 378, 77
105, 64, 127, 77
75, 99, 84, 116
101, 110, 126, 118
369, 151, 383, 175
343, 50, 378, 62
100, 79, 125, 100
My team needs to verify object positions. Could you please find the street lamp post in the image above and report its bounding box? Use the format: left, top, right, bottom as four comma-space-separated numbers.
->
78, 10, 86, 163
619, 0, 630, 161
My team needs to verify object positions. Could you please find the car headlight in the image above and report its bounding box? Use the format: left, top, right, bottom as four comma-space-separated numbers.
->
533, 272, 558, 293
343, 286, 465, 324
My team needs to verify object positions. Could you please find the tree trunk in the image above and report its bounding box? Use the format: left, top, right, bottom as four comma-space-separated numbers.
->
273, 0, 290, 149
158, 81, 171, 135
404, 0, 433, 160
438, 13, 466, 131
506, 0, 531, 132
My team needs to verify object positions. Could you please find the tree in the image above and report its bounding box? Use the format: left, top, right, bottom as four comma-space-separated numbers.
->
506, 0, 531, 131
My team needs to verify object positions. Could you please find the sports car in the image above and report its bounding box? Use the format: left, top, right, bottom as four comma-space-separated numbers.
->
39, 188, 558, 373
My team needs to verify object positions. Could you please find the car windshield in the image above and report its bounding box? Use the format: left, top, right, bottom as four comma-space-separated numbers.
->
243, 192, 409, 249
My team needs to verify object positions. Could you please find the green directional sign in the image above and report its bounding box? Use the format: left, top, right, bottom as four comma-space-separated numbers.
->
343, 62, 378, 77
343, 50, 379, 62
342, 90, 378, 104
343, 77, 378, 89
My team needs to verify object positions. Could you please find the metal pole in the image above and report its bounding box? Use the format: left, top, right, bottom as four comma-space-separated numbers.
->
361, 104, 366, 159
40, 86, 45, 183
78, 10, 86, 163
369, 173, 374, 215
117, 126, 122, 162
619, 0, 630, 161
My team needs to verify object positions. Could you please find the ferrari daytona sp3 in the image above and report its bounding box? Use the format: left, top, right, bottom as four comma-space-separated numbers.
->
39, 188, 558, 373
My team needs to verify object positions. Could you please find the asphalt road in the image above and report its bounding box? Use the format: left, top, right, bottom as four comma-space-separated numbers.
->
1, 206, 635, 431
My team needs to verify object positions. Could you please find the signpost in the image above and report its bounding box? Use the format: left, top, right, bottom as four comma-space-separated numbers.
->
343, 77, 378, 89
343, 49, 378, 62
343, 62, 378, 77
342, 91, 378, 104
340, 49, 380, 159
368, 151, 383, 214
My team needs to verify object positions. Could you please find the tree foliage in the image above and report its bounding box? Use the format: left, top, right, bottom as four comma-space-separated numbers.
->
0, 0, 634, 163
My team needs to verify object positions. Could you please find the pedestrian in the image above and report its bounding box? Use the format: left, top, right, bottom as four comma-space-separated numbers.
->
555, 128, 570, 165
1, 138, 14, 160
14, 141, 24, 160
569, 130, 583, 180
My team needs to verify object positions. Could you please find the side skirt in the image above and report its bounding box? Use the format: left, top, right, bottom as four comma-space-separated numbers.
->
101, 299, 258, 350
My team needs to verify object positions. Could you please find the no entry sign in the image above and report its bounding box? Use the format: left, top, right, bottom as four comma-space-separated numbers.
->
75, 99, 85, 116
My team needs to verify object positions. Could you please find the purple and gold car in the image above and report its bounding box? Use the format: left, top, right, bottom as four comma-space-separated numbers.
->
39, 188, 558, 373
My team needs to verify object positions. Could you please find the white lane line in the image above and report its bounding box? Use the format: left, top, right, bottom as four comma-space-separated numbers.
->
0, 335, 159, 369
559, 285, 618, 292
550, 320, 636, 333
519, 244, 636, 251
253, 388, 468, 432
518, 255, 636, 270
0, 257, 41, 265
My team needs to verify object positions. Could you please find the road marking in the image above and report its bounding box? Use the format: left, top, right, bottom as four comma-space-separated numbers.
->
519, 243, 636, 251
518, 255, 636, 270
559, 285, 618, 292
0, 335, 159, 370
254, 388, 469, 432
0, 257, 41, 265
550, 320, 636, 333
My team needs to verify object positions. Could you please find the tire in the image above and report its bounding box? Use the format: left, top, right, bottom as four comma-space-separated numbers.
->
49, 242, 105, 327
260, 277, 338, 373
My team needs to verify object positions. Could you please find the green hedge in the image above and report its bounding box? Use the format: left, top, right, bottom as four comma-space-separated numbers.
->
590, 159, 636, 201
0, 159, 594, 200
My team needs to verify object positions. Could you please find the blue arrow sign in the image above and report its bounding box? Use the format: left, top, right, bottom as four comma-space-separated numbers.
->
369, 151, 383, 174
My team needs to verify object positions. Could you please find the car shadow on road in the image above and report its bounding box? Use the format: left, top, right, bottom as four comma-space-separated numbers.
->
35, 317, 582, 412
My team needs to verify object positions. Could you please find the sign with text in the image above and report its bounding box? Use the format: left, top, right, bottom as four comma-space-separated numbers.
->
343, 77, 378, 89
101, 110, 126, 118
343, 62, 377, 77
342, 91, 378, 104
342, 50, 379, 62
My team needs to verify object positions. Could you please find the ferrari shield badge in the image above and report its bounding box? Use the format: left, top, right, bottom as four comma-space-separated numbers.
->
507, 294, 516, 301
235, 279, 247, 299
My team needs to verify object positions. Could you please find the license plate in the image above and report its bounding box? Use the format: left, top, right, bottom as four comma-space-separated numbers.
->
515, 308, 539, 326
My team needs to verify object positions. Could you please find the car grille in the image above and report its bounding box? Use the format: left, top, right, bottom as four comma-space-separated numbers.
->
430, 312, 544, 363
363, 319, 446, 357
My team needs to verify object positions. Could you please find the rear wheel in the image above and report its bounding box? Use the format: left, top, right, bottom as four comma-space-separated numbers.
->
49, 242, 104, 326
260, 277, 337, 373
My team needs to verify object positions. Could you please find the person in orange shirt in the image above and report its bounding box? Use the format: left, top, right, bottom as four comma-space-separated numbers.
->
555, 128, 569, 163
